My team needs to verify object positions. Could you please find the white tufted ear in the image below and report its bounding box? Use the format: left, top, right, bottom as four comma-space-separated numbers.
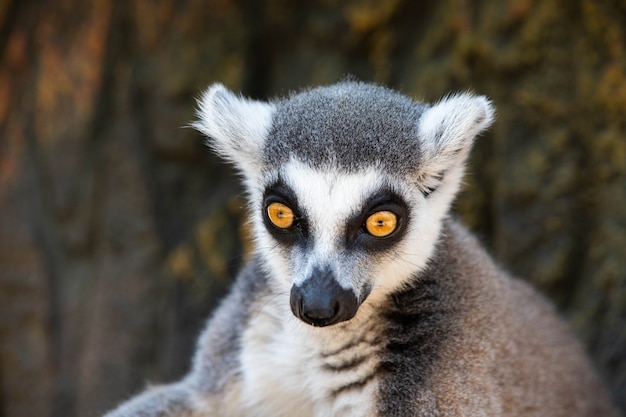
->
416, 93, 495, 195
192, 83, 275, 178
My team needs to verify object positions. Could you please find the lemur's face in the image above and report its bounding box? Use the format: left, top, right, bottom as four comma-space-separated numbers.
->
253, 160, 432, 327
193, 81, 494, 328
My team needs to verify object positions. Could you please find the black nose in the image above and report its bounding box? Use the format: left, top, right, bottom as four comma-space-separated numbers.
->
290, 267, 359, 327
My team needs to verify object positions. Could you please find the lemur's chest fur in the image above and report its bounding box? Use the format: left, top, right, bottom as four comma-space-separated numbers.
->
238, 292, 384, 417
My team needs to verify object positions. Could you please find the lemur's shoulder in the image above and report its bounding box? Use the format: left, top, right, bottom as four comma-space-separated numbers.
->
190, 257, 269, 394
414, 219, 615, 416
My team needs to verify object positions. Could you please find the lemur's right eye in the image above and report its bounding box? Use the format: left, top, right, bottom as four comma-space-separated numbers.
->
267, 202, 295, 229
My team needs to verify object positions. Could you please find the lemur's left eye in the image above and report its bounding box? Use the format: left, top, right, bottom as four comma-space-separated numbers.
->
365, 210, 397, 238
267, 202, 295, 229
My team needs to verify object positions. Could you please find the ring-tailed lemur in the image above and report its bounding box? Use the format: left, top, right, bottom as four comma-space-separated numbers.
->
105, 81, 617, 417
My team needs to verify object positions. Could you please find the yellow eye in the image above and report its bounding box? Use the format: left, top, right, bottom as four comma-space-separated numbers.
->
267, 202, 295, 229
365, 211, 397, 237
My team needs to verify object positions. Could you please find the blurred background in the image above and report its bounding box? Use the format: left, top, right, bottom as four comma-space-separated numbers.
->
1, 0, 625, 416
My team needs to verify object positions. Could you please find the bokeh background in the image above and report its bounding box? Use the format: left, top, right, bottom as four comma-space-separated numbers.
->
1, 1, 625, 416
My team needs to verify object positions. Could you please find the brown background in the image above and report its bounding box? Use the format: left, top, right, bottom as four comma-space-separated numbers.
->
1, 1, 625, 416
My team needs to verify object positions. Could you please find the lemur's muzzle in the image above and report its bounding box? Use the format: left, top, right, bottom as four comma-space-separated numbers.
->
289, 267, 359, 327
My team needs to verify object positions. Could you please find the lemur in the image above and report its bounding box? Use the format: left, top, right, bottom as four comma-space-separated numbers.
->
105, 81, 618, 417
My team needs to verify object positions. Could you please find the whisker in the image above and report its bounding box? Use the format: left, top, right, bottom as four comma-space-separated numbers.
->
253, 292, 290, 319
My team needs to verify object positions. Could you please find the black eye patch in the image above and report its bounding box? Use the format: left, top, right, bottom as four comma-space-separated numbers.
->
344, 190, 409, 252
262, 181, 309, 244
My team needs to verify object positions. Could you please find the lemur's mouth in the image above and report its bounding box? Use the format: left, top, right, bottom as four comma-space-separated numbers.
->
289, 267, 360, 327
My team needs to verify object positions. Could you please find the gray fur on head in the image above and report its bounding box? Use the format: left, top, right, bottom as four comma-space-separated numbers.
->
193, 81, 494, 187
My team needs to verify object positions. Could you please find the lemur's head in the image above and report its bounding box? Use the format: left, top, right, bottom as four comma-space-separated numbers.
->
194, 81, 494, 327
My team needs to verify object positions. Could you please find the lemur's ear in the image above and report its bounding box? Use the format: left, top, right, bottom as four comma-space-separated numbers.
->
416, 93, 494, 194
192, 83, 275, 177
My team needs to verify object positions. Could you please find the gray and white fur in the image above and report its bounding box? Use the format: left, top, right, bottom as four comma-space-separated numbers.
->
104, 81, 618, 417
